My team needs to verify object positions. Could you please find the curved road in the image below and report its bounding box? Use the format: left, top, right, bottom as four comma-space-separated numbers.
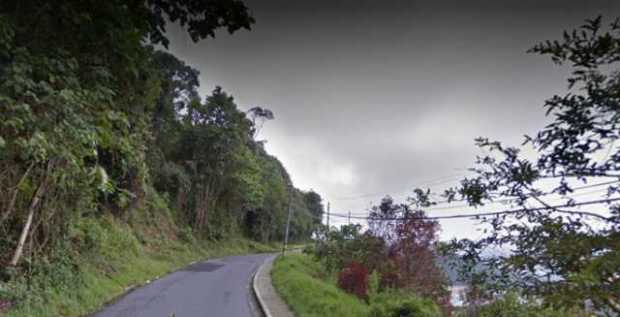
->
92, 253, 272, 317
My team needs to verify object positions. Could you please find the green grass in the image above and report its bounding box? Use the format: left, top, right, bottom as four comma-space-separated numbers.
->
271, 254, 446, 317
271, 253, 370, 317
271, 254, 587, 317
1, 215, 278, 317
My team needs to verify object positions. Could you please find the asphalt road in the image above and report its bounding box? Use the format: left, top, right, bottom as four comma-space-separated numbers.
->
92, 253, 272, 317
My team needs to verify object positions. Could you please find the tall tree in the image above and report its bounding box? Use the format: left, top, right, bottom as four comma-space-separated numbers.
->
304, 190, 325, 226
176, 87, 253, 232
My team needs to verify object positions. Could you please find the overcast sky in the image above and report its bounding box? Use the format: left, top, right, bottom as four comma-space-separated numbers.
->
166, 0, 620, 240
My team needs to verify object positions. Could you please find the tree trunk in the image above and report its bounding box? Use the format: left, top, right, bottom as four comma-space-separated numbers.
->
200, 185, 210, 228
9, 161, 52, 267
1, 163, 34, 224
9, 177, 48, 266
194, 183, 209, 230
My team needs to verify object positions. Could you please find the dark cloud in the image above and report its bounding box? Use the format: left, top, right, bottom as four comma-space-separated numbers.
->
165, 0, 620, 239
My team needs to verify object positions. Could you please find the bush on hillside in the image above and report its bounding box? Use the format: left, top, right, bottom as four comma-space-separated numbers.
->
368, 292, 443, 317
454, 293, 591, 317
302, 244, 314, 255
314, 224, 387, 273
338, 261, 369, 300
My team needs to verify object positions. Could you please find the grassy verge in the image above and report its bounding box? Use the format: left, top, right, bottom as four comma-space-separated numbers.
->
271, 253, 445, 317
271, 255, 589, 317
1, 214, 278, 317
271, 253, 370, 317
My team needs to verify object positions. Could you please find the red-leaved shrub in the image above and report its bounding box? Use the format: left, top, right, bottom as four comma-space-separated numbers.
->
379, 270, 401, 290
337, 261, 369, 299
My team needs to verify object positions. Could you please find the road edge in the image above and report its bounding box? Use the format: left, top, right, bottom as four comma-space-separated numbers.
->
252, 254, 274, 317
252, 254, 295, 317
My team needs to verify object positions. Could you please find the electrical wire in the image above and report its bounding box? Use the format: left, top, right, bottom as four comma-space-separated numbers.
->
326, 197, 620, 222
340, 180, 619, 216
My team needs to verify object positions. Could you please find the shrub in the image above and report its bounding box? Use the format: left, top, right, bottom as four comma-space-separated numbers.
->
272, 254, 370, 317
456, 293, 590, 317
379, 270, 401, 290
338, 261, 369, 300
178, 226, 196, 244
313, 224, 387, 274
368, 292, 443, 317
302, 244, 314, 255
69, 216, 141, 268
368, 270, 380, 297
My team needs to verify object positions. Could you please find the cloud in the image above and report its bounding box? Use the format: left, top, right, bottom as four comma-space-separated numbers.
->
166, 0, 620, 240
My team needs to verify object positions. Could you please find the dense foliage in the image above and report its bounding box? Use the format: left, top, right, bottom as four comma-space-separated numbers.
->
272, 253, 443, 317
337, 261, 369, 299
368, 292, 443, 317
312, 200, 451, 314
0, 1, 323, 313
453, 293, 590, 317
369, 197, 452, 311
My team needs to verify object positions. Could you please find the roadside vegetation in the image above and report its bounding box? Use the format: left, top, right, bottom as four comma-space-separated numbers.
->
272, 253, 443, 317
3, 215, 277, 317
291, 220, 449, 317
272, 253, 370, 317
274, 16, 619, 317
0, 1, 323, 315
275, 221, 593, 317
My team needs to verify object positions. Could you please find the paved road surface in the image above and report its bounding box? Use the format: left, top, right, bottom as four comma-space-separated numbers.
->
92, 253, 272, 317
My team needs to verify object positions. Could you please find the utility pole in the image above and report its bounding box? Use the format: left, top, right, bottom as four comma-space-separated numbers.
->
282, 192, 293, 255
326, 201, 330, 229
348, 210, 351, 225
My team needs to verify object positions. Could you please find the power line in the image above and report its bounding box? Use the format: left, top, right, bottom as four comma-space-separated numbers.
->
332, 176, 619, 204
327, 197, 620, 222
282, 190, 293, 254
320, 181, 619, 227
327, 201, 330, 227
426, 180, 620, 207
341, 180, 619, 216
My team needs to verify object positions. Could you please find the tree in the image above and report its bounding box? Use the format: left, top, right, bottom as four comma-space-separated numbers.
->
436, 16, 620, 313
175, 87, 253, 232
150, 50, 200, 143
304, 190, 325, 226
247, 106, 274, 139
145, 0, 254, 48
368, 198, 451, 313
313, 198, 450, 311
0, 0, 254, 265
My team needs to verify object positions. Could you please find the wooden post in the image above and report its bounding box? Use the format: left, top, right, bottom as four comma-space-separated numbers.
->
282, 192, 293, 255
326, 201, 330, 229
